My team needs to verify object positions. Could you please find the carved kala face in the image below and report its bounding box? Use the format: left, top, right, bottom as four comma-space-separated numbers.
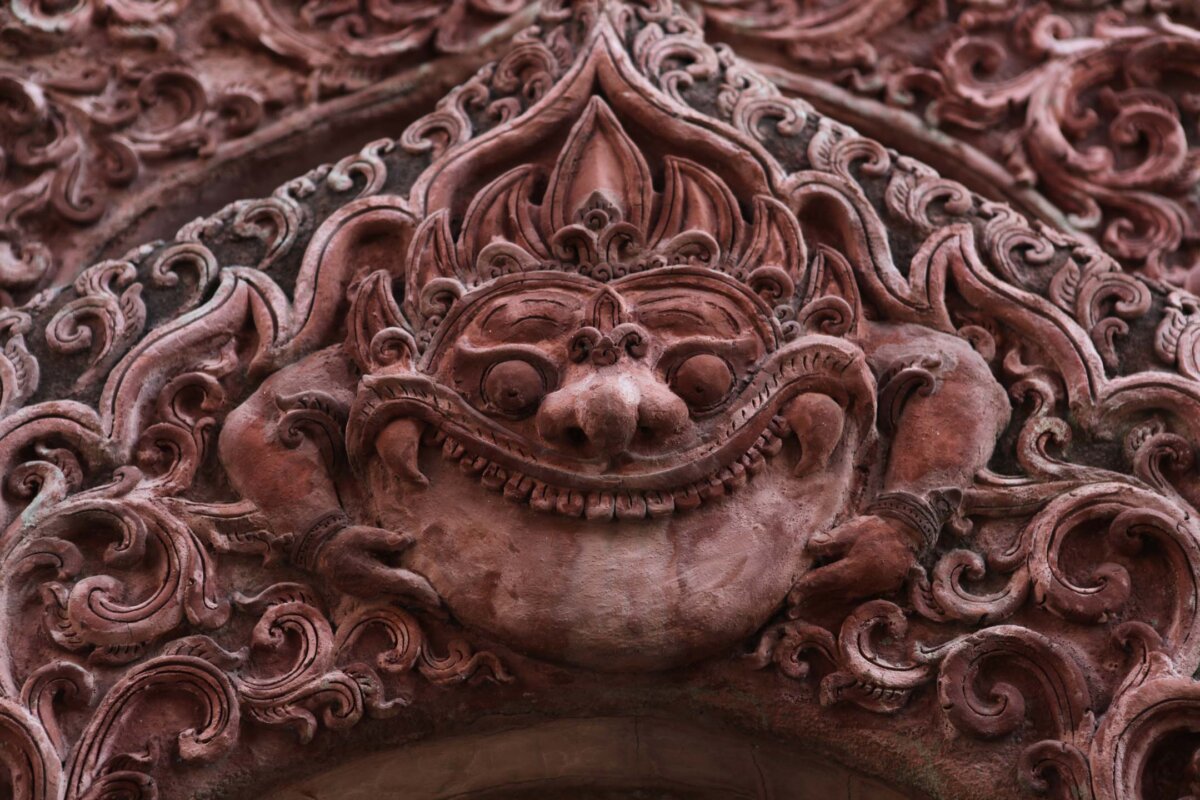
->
363, 290, 868, 670
425, 270, 782, 502
355, 98, 872, 670
370, 292, 861, 669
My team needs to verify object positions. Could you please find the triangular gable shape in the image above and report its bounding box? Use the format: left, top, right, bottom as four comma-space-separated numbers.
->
1, 3, 1199, 799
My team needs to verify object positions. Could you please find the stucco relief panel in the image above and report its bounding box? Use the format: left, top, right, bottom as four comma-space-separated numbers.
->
2, 2, 1200, 800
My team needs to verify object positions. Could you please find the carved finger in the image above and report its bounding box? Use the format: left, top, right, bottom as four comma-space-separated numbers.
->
789, 537, 914, 610
353, 560, 441, 608
372, 529, 418, 554
805, 520, 864, 558
341, 526, 418, 554
787, 556, 872, 609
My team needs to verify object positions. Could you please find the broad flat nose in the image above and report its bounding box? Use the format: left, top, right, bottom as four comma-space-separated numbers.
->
577, 375, 640, 454
537, 370, 689, 458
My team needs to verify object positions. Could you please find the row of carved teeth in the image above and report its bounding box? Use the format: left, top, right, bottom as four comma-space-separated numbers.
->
421, 417, 793, 520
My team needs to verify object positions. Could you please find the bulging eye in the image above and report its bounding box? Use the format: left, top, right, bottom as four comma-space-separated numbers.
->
670, 353, 734, 412
483, 359, 546, 417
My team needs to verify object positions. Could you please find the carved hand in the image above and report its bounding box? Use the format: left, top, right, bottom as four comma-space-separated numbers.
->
316, 524, 441, 609
787, 514, 921, 610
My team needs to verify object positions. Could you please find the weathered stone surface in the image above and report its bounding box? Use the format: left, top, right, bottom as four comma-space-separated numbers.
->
3, 2, 1200, 799
701, 1, 1200, 288
0, 0, 535, 305
6, 3, 1200, 303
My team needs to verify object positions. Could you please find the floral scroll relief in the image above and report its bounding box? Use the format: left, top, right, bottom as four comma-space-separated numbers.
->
8, 0, 1200, 307
0, 0, 534, 306
2, 2, 1200, 800
699, 1, 1200, 289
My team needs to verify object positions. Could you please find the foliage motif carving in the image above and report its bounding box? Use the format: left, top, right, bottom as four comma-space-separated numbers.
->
0, 0, 531, 305
3, 2, 1200, 799
6, 2, 1200, 305
701, 1, 1200, 288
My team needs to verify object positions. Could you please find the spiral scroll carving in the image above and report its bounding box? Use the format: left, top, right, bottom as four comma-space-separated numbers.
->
2, 2, 1200, 799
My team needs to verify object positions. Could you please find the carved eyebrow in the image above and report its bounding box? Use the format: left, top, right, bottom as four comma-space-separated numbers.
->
480, 298, 574, 330
511, 314, 571, 334
527, 298, 571, 309
637, 296, 740, 332
639, 307, 706, 324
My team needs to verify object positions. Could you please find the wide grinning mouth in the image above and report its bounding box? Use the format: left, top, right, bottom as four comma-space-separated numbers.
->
348, 336, 872, 519
422, 412, 791, 520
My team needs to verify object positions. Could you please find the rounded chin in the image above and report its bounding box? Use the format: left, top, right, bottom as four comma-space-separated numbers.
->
377, 451, 849, 671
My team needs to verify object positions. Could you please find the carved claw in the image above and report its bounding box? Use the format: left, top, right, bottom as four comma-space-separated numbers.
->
317, 525, 441, 609
787, 514, 919, 614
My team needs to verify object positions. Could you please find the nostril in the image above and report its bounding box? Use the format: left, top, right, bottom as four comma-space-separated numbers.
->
565, 426, 588, 447
636, 425, 655, 441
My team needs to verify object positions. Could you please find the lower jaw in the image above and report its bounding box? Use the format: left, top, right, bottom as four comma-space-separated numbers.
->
375, 454, 845, 672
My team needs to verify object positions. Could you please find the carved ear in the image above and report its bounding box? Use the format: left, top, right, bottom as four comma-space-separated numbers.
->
318, 203, 415, 285
346, 270, 416, 373
793, 189, 878, 273
308, 203, 420, 373
795, 245, 862, 337
790, 183, 949, 329
404, 210, 462, 320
